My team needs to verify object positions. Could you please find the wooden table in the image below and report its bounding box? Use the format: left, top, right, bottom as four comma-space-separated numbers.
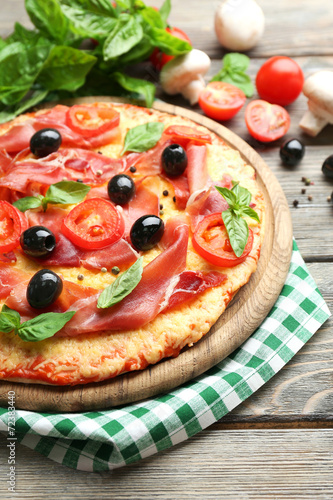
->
0, 1, 332, 498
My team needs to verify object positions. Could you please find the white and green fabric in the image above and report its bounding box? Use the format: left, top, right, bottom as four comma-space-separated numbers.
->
0, 240, 330, 471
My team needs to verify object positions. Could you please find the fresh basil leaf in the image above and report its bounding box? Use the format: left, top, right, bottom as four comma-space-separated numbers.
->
0, 305, 21, 334
97, 257, 143, 309
210, 52, 254, 98
17, 311, 76, 342
116, 0, 133, 9
60, 0, 118, 17
224, 72, 254, 98
13, 196, 43, 212
37, 46, 97, 92
5, 23, 43, 45
103, 14, 144, 61
113, 72, 155, 108
117, 36, 154, 66
140, 6, 165, 29
60, 4, 118, 39
0, 89, 49, 125
240, 206, 260, 222
222, 210, 249, 258
231, 183, 251, 206
215, 186, 237, 208
121, 122, 164, 155
159, 0, 171, 25
223, 53, 250, 72
45, 181, 91, 205
25, 0, 70, 43
147, 26, 191, 56
210, 68, 227, 83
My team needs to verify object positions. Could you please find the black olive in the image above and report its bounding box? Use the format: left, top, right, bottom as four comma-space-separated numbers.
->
30, 128, 62, 158
20, 226, 56, 258
322, 155, 333, 179
162, 144, 188, 176
27, 270, 63, 309
130, 215, 164, 251
108, 174, 135, 205
279, 139, 305, 166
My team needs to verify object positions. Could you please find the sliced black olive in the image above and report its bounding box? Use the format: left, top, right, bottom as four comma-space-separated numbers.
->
162, 144, 188, 177
27, 269, 63, 309
279, 138, 305, 166
322, 155, 333, 179
30, 128, 62, 158
108, 174, 135, 205
20, 226, 56, 258
130, 215, 164, 251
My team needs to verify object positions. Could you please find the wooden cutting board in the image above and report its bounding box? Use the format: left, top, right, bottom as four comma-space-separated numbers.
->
0, 98, 293, 412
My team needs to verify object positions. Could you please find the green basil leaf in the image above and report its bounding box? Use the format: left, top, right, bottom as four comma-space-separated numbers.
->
37, 46, 97, 92
17, 311, 76, 342
215, 186, 237, 208
140, 6, 165, 29
45, 180, 90, 205
60, 4, 118, 39
113, 72, 155, 108
5, 23, 44, 45
223, 53, 250, 72
25, 0, 70, 43
0, 305, 21, 334
224, 71, 254, 98
159, 0, 171, 25
0, 89, 49, 125
116, 0, 132, 9
13, 196, 43, 212
121, 121, 164, 155
117, 36, 154, 66
103, 14, 144, 61
97, 257, 143, 309
240, 206, 260, 222
147, 26, 191, 56
210, 53, 254, 97
210, 68, 227, 83
231, 183, 251, 206
222, 210, 249, 258
60, 0, 118, 17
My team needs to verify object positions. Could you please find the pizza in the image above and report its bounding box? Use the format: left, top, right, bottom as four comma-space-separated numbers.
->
0, 101, 265, 385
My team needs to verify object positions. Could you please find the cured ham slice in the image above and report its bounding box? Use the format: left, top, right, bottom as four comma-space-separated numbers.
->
187, 187, 229, 231
0, 266, 29, 299
121, 183, 160, 236
26, 206, 68, 238
186, 144, 208, 195
81, 239, 138, 270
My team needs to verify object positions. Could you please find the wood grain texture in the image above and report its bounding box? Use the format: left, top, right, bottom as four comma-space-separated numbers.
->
0, 99, 292, 412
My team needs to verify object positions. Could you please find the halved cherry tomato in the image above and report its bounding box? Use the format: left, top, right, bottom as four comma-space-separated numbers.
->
164, 125, 212, 147
0, 201, 28, 253
245, 100, 290, 143
61, 198, 125, 250
150, 27, 192, 71
66, 105, 120, 138
192, 212, 253, 267
199, 82, 246, 121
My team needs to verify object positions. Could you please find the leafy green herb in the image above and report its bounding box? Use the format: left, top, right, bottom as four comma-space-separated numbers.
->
216, 183, 260, 257
103, 13, 144, 60
13, 180, 90, 212
121, 122, 164, 155
0, 304, 75, 342
97, 257, 143, 309
211, 53, 254, 98
113, 72, 155, 108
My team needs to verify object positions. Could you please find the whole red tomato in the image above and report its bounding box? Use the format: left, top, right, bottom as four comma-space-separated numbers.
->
150, 27, 191, 71
256, 56, 304, 106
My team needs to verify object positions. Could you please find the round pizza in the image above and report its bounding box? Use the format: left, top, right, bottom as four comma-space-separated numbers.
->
0, 101, 265, 385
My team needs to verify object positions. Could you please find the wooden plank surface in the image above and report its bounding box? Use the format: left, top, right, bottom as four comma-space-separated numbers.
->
1, 0, 333, 498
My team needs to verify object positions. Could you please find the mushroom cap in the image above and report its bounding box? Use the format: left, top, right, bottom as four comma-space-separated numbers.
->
160, 49, 211, 95
303, 70, 333, 115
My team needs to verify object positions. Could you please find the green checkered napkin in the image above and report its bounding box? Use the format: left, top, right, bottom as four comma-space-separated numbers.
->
0, 240, 330, 471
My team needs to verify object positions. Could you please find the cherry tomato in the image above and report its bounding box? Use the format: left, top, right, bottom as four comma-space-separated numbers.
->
66, 105, 120, 138
164, 125, 212, 147
150, 27, 191, 71
198, 82, 246, 121
245, 100, 290, 143
0, 201, 28, 253
61, 198, 125, 250
192, 212, 253, 267
256, 56, 304, 106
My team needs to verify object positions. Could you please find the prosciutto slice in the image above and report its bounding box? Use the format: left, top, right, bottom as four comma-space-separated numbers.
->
81, 239, 138, 271
0, 266, 29, 300
121, 183, 160, 237
186, 144, 208, 195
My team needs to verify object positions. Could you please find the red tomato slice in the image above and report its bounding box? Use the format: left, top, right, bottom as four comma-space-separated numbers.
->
0, 201, 26, 253
61, 198, 125, 250
198, 82, 246, 121
150, 27, 191, 71
66, 105, 120, 138
192, 212, 253, 267
164, 125, 212, 147
245, 100, 290, 143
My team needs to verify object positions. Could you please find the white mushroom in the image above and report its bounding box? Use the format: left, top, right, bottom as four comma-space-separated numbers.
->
299, 70, 333, 136
160, 49, 211, 105
214, 0, 265, 52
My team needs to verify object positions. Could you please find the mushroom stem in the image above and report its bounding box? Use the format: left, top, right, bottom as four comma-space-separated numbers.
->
299, 70, 333, 136
181, 77, 206, 105
299, 109, 328, 137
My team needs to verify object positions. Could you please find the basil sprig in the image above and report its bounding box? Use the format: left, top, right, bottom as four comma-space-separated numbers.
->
0, 305, 75, 342
121, 122, 164, 155
211, 53, 254, 98
13, 180, 90, 212
216, 183, 260, 257
97, 257, 143, 309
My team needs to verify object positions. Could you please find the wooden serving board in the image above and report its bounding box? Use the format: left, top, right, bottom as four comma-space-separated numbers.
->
0, 98, 293, 412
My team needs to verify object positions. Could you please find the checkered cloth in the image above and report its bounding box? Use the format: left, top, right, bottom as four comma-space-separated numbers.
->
0, 240, 330, 471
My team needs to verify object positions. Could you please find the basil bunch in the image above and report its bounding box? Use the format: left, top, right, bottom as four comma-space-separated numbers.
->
211, 53, 254, 97
0, 0, 191, 123
13, 180, 90, 212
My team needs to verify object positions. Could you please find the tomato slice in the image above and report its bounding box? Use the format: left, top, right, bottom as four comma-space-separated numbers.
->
66, 105, 120, 138
61, 198, 125, 250
150, 27, 191, 71
199, 82, 246, 121
192, 213, 253, 267
164, 125, 212, 147
245, 100, 290, 143
0, 201, 27, 253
